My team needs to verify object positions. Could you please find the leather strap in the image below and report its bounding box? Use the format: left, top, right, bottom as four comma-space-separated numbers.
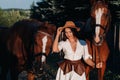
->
58, 59, 85, 76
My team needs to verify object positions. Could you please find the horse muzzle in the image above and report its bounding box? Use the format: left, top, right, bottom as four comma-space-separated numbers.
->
93, 35, 104, 46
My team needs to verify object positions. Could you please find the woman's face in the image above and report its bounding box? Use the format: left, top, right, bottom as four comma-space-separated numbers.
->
64, 28, 74, 39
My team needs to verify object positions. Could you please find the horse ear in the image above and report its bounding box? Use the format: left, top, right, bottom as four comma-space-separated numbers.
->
97, 0, 108, 5
102, 0, 108, 4
100, 0, 108, 8
90, 0, 96, 6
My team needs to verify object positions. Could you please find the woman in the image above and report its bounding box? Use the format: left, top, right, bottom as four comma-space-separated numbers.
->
52, 21, 102, 80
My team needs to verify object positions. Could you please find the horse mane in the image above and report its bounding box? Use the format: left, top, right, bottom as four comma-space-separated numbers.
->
7, 19, 43, 52
38, 21, 56, 36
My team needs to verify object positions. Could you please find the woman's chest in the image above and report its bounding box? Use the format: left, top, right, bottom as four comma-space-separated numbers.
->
63, 43, 84, 56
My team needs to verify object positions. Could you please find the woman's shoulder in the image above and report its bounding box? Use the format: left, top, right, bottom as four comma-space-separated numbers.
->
59, 39, 68, 45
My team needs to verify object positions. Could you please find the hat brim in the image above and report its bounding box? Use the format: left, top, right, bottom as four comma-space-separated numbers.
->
62, 26, 80, 31
60, 21, 80, 31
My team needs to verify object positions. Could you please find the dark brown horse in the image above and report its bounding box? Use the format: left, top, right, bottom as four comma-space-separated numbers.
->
0, 27, 10, 80
84, 0, 111, 80
0, 19, 56, 80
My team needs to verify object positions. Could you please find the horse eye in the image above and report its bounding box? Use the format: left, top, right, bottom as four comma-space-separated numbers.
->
103, 14, 108, 17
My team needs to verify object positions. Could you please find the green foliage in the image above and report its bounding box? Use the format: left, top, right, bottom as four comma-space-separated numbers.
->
104, 69, 120, 80
0, 9, 30, 27
0, 9, 6, 26
30, 0, 120, 27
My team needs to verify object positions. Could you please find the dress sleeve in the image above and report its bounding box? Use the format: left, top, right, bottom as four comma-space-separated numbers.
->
58, 41, 64, 51
83, 44, 92, 60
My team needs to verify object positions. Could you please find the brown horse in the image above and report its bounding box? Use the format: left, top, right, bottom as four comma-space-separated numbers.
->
84, 0, 111, 80
5, 19, 56, 80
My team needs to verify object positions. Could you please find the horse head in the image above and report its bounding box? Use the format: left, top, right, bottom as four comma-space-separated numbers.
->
90, 0, 111, 46
33, 21, 56, 63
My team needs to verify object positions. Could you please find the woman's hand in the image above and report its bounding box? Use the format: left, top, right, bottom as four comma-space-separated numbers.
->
57, 27, 63, 36
84, 58, 103, 68
96, 62, 103, 68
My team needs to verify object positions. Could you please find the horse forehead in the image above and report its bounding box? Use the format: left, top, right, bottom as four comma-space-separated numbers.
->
92, 2, 108, 13
103, 8, 108, 14
92, 8, 108, 18
97, 6, 108, 13
35, 32, 52, 44
42, 36, 48, 43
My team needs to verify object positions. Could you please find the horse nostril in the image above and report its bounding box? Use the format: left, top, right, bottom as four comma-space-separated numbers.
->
93, 34, 104, 46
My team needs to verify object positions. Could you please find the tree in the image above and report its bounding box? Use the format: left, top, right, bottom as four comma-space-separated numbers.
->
0, 8, 7, 27
30, 0, 91, 27
0, 9, 30, 27
30, 0, 120, 27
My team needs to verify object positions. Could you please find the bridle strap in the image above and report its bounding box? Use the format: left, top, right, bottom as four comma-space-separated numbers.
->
95, 24, 107, 37
95, 24, 106, 31
37, 30, 52, 38
34, 52, 47, 58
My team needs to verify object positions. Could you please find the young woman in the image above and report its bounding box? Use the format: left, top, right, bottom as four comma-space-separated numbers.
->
52, 21, 102, 80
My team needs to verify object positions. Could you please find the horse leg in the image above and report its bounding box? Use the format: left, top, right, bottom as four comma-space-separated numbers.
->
98, 62, 106, 80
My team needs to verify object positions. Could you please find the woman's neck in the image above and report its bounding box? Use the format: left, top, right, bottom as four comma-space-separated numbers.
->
69, 37, 77, 43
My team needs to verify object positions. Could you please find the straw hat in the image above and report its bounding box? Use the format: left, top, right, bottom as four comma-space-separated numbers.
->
62, 21, 80, 31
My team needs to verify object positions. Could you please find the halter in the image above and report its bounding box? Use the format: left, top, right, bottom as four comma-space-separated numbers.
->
93, 24, 108, 46
37, 30, 53, 38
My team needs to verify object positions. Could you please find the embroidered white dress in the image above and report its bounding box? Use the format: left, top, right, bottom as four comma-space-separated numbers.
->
56, 39, 91, 80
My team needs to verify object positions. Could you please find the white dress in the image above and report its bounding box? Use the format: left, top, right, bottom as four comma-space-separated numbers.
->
56, 39, 91, 80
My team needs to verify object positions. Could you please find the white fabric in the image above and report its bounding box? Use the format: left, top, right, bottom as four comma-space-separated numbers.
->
56, 39, 91, 80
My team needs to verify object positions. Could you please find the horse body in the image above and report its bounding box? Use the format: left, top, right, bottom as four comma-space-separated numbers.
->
86, 37, 110, 80
85, 1, 111, 80
0, 19, 56, 80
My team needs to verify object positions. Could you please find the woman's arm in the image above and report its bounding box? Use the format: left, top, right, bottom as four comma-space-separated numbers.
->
85, 58, 102, 68
52, 27, 63, 52
83, 43, 102, 68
